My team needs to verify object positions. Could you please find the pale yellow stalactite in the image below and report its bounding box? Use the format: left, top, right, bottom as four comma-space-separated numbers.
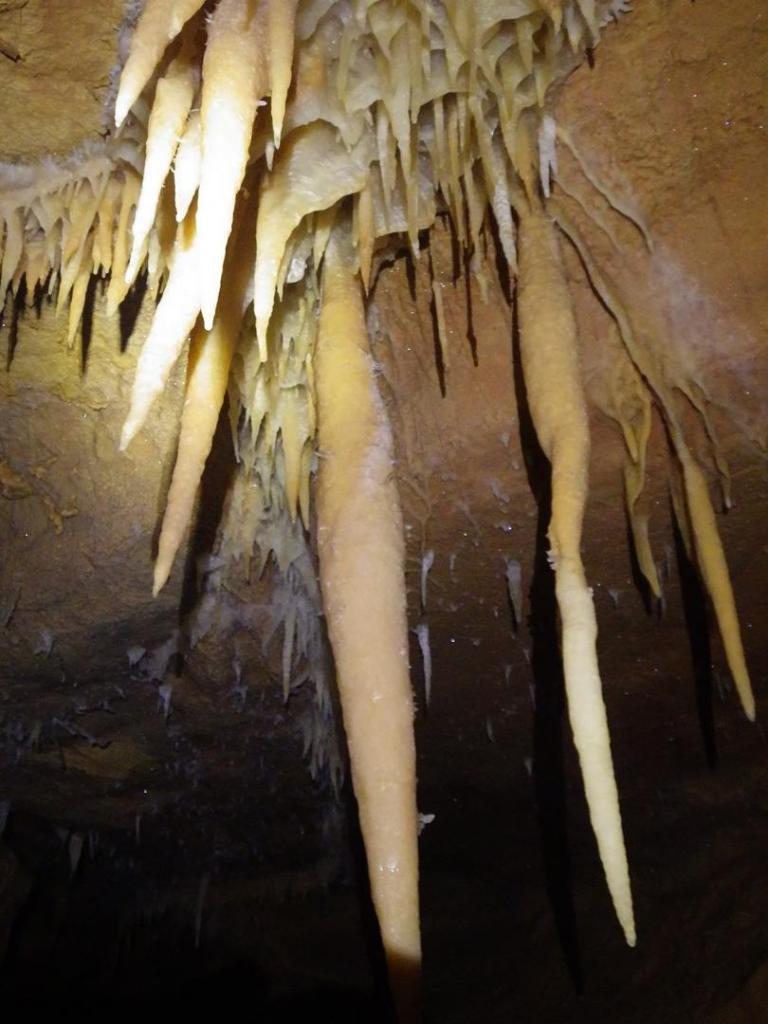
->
356, 182, 375, 294
106, 172, 141, 316
606, 346, 662, 600
120, 208, 202, 450
66, 256, 92, 347
267, 0, 298, 149
197, 0, 269, 329
153, 192, 258, 595
672, 431, 755, 722
19, 238, 47, 295
173, 109, 202, 224
57, 180, 105, 316
93, 178, 121, 275
126, 45, 198, 284
316, 229, 421, 1023
540, 0, 564, 32
472, 97, 517, 268
516, 200, 635, 946
0, 207, 24, 298
115, 0, 207, 127
624, 456, 663, 602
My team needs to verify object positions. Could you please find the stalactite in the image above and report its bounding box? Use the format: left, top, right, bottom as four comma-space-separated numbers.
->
516, 198, 635, 945
153, 185, 258, 595
315, 226, 421, 1022
551, 202, 755, 722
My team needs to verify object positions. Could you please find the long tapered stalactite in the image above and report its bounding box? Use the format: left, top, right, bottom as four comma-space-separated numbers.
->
516, 199, 635, 945
315, 228, 421, 1022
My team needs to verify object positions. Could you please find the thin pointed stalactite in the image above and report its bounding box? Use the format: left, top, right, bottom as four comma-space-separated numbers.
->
671, 430, 755, 722
516, 199, 635, 946
196, 0, 269, 329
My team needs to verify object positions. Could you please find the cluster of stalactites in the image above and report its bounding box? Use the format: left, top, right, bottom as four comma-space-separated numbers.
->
106, 0, 622, 589
0, 1, 622, 591
0, 124, 149, 345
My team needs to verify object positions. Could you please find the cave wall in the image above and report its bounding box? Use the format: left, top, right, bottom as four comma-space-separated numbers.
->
0, 1, 767, 1021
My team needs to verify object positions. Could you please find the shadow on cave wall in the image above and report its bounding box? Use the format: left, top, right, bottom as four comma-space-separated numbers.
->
175, 398, 238, 627
671, 498, 719, 770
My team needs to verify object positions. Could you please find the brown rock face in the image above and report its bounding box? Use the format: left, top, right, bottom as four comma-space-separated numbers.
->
0, 0, 127, 160
0, 1, 767, 1021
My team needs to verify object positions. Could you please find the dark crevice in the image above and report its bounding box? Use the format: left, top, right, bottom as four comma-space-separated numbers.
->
79, 272, 98, 373
3, 277, 26, 370
174, 395, 238, 667
671, 495, 718, 769
118, 271, 148, 354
